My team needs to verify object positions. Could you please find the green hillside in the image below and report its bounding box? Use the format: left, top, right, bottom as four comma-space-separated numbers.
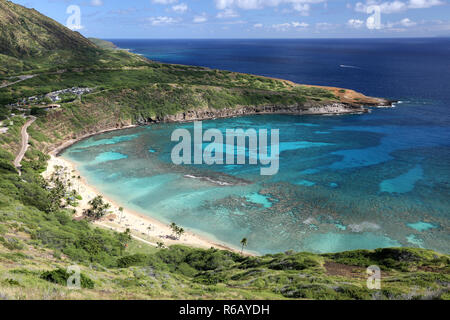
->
88, 38, 117, 50
0, 0, 149, 76
0, 0, 448, 300
0, 0, 95, 57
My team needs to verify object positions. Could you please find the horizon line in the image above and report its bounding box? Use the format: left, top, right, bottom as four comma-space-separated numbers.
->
99, 36, 450, 40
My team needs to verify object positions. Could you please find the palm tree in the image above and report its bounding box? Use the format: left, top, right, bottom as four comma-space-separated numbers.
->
84, 195, 110, 220
240, 238, 248, 254
77, 176, 81, 193
118, 207, 124, 224
176, 227, 185, 240
170, 222, 178, 238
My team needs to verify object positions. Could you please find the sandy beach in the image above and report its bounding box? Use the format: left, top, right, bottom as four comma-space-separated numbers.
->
42, 153, 247, 255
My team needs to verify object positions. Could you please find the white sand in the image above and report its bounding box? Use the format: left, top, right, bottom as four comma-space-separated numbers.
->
42, 154, 247, 254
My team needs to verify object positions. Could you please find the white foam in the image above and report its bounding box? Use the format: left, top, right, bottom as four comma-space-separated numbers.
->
184, 174, 232, 186
348, 222, 381, 233
340, 64, 360, 69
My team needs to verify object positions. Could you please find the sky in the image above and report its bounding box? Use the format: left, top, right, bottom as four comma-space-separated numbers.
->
12, 0, 450, 38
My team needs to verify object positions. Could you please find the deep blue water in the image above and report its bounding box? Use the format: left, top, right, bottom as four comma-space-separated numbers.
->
63, 39, 450, 254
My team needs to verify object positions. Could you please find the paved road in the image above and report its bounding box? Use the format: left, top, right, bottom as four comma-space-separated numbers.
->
0, 75, 36, 89
14, 116, 36, 170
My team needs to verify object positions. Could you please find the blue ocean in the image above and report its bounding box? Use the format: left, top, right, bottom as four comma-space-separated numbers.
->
62, 38, 450, 254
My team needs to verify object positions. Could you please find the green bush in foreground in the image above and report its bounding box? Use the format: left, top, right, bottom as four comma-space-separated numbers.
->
40, 268, 94, 289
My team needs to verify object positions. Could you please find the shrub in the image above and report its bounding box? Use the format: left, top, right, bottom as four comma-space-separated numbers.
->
40, 268, 94, 289
281, 284, 339, 300
335, 285, 372, 300
0, 159, 17, 174
194, 270, 227, 285
0, 236, 25, 250
30, 107, 46, 116
117, 253, 150, 268
268, 253, 321, 271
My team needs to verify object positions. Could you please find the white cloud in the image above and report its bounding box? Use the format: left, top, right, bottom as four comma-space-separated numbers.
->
216, 0, 234, 10
217, 9, 239, 18
90, 0, 103, 6
147, 16, 179, 26
408, 0, 444, 8
215, 0, 326, 16
253, 23, 263, 27
172, 3, 188, 13
193, 14, 208, 23
399, 17, 417, 26
355, 0, 444, 14
292, 3, 311, 15
153, 0, 178, 4
355, 1, 407, 14
271, 21, 309, 31
272, 22, 292, 31
292, 21, 309, 27
374, 17, 419, 29
347, 19, 365, 28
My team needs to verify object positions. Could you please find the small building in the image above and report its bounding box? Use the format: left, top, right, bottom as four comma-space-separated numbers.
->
46, 104, 61, 109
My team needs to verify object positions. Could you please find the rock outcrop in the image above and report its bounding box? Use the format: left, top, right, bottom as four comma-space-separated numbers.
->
142, 101, 379, 124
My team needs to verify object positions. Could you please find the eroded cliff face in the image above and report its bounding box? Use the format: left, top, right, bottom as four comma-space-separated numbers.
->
142, 101, 370, 124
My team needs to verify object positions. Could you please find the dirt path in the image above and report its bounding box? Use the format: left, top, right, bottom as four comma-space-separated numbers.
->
14, 116, 36, 171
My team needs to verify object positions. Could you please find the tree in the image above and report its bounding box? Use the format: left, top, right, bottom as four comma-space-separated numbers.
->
169, 223, 185, 240
118, 207, 124, 223
76, 176, 81, 193
66, 189, 79, 207
47, 178, 66, 212
83, 195, 111, 220
117, 228, 132, 255
169, 222, 178, 238
176, 227, 185, 240
240, 238, 248, 254
30, 107, 46, 116
157, 241, 165, 249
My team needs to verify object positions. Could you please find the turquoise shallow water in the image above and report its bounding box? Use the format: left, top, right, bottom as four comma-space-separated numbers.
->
62, 111, 450, 254
62, 39, 450, 254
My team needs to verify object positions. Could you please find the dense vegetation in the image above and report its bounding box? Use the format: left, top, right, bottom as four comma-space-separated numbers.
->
0, 0, 448, 300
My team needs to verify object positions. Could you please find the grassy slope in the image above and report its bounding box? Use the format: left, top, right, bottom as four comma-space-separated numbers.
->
0, 0, 448, 300
87, 38, 117, 50
0, 0, 95, 57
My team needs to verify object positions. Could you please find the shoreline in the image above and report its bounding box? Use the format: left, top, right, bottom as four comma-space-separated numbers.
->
43, 154, 251, 255
41, 100, 394, 257
52, 124, 138, 156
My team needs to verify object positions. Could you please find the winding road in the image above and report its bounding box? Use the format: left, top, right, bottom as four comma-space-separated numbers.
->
14, 116, 36, 171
